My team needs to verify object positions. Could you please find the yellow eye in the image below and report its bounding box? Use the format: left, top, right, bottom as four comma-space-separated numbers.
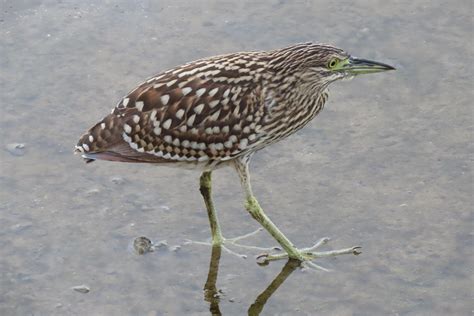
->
328, 58, 339, 68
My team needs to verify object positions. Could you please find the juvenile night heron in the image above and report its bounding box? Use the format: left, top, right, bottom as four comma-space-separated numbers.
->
75, 43, 394, 265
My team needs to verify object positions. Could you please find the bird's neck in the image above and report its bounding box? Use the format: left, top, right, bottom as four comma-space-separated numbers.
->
264, 70, 329, 113
261, 71, 329, 139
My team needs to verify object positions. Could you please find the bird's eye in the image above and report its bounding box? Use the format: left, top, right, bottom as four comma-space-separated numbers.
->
328, 58, 339, 68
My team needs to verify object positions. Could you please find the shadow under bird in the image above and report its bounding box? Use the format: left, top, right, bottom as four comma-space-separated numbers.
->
75, 42, 395, 268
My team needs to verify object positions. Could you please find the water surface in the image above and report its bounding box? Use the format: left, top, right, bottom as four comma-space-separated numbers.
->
1, 0, 472, 315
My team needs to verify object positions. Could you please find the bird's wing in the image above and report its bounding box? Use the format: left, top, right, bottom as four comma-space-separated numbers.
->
76, 54, 269, 163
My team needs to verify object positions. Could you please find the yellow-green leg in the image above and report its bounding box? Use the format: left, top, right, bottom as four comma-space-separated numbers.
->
199, 171, 224, 245
197, 170, 272, 258
233, 158, 305, 260
233, 157, 361, 267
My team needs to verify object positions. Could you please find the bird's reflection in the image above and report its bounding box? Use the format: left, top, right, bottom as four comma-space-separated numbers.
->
203, 245, 300, 316
203, 246, 223, 315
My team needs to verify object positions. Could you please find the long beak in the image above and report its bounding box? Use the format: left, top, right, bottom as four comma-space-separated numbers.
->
342, 56, 395, 75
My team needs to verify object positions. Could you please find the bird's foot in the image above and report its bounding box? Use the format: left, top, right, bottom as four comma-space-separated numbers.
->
184, 228, 279, 259
256, 237, 361, 271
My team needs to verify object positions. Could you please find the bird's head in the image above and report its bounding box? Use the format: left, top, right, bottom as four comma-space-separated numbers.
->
270, 43, 395, 89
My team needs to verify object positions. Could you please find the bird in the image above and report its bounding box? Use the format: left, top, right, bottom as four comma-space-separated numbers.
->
75, 42, 395, 266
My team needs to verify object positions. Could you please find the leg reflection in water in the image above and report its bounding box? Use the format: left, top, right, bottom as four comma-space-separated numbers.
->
203, 246, 223, 316
203, 245, 300, 316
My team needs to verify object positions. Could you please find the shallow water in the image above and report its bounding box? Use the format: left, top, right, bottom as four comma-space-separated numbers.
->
1, 0, 472, 315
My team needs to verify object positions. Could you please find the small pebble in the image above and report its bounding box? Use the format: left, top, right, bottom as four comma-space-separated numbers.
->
111, 176, 125, 184
85, 188, 100, 195
11, 222, 32, 233
6, 143, 25, 156
72, 285, 90, 293
133, 236, 153, 255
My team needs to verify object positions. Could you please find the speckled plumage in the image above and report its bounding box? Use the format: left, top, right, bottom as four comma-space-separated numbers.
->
75, 42, 394, 265
75, 43, 343, 168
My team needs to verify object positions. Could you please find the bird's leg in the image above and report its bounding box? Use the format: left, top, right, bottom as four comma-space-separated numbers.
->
199, 171, 224, 245
193, 171, 272, 258
234, 161, 305, 261
233, 158, 361, 266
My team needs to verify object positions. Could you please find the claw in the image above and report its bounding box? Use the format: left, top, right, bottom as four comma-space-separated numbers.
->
256, 253, 270, 266
321, 237, 331, 243
255, 238, 361, 268
352, 246, 362, 255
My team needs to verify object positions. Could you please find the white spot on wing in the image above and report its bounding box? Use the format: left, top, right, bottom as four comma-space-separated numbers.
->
194, 103, 205, 114
176, 109, 185, 119
209, 88, 218, 97
124, 124, 132, 134
182, 87, 192, 96
232, 107, 240, 116
161, 95, 170, 105
166, 79, 177, 87
239, 138, 248, 149
209, 100, 219, 108
123, 98, 129, 107
162, 119, 172, 129
82, 144, 90, 151
187, 114, 196, 126
135, 101, 144, 111
150, 109, 157, 120
133, 115, 140, 124
100, 123, 106, 129
196, 88, 206, 97
198, 155, 209, 162
122, 132, 132, 143
210, 110, 220, 121
88, 135, 94, 142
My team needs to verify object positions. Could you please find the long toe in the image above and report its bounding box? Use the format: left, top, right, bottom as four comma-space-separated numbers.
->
256, 238, 361, 268
184, 228, 281, 259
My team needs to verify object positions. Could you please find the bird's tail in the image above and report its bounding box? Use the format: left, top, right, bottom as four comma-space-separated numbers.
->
74, 111, 162, 163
